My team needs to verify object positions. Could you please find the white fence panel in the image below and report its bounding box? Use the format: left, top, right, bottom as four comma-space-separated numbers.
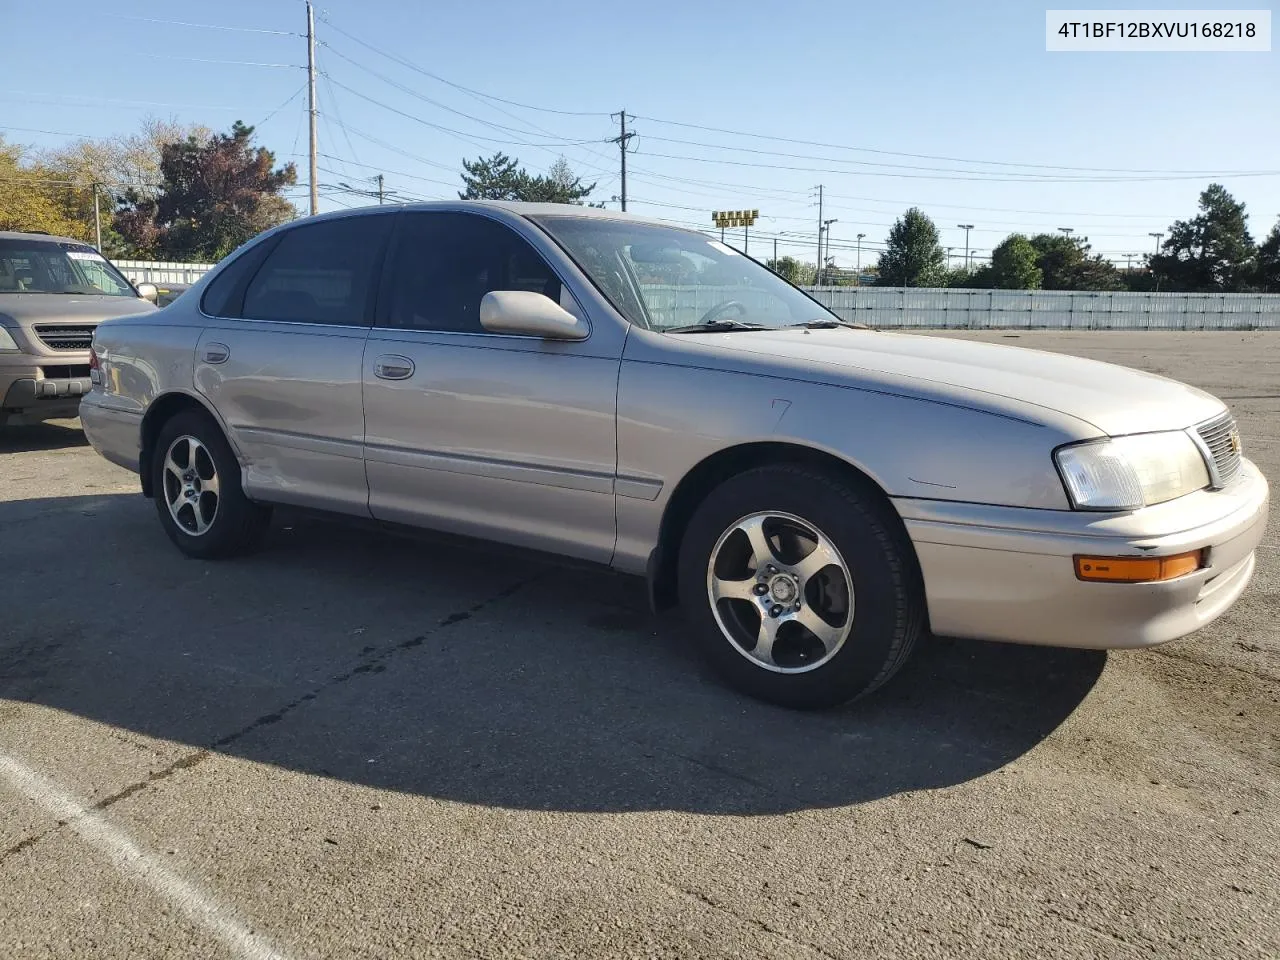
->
101, 260, 1280, 329
112, 260, 215, 286
799, 286, 1280, 330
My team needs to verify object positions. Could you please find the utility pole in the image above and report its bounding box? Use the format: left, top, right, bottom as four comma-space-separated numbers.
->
773, 237, 778, 270
744, 222, 749, 254
957, 223, 974, 271
610, 111, 634, 212
306, 1, 319, 216
1149, 231, 1163, 253
821, 218, 838, 285
856, 232, 865, 273
1058, 226, 1074, 238
376, 174, 385, 205
1125, 253, 1134, 272
92, 183, 101, 251
814, 185, 824, 285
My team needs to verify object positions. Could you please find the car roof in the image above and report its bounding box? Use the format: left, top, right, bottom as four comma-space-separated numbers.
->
297, 200, 685, 228
0, 230, 86, 244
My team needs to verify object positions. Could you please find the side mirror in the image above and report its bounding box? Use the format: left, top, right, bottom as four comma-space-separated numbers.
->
136, 282, 159, 304
479, 290, 587, 340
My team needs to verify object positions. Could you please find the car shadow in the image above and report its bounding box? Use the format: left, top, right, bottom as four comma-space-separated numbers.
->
0, 420, 87, 453
1, 493, 1105, 815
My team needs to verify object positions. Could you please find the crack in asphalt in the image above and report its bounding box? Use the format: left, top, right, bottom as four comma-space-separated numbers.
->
0, 575, 537, 865
669, 882, 843, 960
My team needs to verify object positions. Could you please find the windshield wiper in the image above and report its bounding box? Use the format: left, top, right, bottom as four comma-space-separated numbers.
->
782, 318, 870, 330
664, 319, 770, 334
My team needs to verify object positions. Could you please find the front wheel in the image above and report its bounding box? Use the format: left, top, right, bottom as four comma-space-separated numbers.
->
677, 465, 924, 709
151, 408, 271, 559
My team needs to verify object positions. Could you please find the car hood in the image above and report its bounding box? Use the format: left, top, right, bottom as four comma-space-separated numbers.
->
0, 294, 156, 327
689, 329, 1226, 436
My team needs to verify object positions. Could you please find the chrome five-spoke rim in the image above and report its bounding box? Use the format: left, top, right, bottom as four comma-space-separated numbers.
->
706, 511, 855, 674
162, 435, 220, 537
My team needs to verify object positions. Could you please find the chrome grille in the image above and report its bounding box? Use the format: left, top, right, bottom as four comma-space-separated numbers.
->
1196, 412, 1242, 487
34, 325, 96, 351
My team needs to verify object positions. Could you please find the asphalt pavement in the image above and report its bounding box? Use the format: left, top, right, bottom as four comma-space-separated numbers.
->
1, 331, 1276, 959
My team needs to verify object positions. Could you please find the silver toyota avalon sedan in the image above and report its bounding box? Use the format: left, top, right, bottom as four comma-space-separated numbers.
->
80, 202, 1270, 708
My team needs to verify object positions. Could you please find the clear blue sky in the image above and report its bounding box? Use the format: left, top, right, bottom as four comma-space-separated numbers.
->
3, 0, 1277, 267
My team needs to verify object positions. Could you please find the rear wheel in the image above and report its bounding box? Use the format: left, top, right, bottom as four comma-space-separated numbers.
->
677, 464, 924, 709
151, 409, 270, 559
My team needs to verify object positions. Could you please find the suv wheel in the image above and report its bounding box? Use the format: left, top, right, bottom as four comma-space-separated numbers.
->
151, 409, 270, 559
677, 464, 924, 709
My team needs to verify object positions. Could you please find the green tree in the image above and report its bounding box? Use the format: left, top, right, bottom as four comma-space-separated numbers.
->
114, 121, 297, 260
1029, 233, 1123, 291
766, 255, 817, 285
1255, 219, 1280, 292
459, 153, 596, 204
988, 233, 1042, 289
876, 208, 946, 286
1149, 183, 1256, 292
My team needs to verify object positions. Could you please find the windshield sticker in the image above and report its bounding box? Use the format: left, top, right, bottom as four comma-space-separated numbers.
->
707, 240, 740, 257
67, 250, 107, 262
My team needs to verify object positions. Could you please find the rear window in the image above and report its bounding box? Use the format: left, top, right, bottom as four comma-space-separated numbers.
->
241, 215, 392, 326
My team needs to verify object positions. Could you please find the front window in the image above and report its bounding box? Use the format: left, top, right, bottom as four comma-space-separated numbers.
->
0, 239, 136, 297
533, 217, 837, 331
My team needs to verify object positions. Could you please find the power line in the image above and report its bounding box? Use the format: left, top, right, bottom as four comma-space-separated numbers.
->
324, 77, 602, 151
631, 114, 1274, 177
318, 16, 609, 117
251, 84, 309, 128
138, 54, 302, 69
632, 148, 1280, 184
117, 15, 298, 35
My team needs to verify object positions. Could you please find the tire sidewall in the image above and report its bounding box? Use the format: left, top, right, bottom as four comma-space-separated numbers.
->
151, 409, 262, 559
677, 466, 916, 709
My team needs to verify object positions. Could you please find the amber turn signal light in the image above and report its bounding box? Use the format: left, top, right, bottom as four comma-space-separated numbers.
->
1074, 550, 1204, 583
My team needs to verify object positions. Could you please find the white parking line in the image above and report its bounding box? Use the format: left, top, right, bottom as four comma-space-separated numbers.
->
0, 754, 292, 960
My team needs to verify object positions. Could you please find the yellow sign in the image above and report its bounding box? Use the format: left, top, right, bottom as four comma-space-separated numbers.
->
712, 209, 759, 228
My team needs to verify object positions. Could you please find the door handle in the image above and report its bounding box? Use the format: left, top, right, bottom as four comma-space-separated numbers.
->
202, 343, 230, 364
373, 355, 415, 380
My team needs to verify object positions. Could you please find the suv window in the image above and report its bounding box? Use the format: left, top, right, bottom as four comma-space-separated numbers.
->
242, 214, 392, 326
379, 212, 562, 333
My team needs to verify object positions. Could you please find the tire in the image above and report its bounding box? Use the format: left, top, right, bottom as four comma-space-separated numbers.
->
677, 464, 924, 709
150, 408, 271, 559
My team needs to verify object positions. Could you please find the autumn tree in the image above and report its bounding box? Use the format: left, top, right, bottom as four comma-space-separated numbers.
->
114, 121, 297, 260
0, 137, 85, 238
41, 118, 211, 255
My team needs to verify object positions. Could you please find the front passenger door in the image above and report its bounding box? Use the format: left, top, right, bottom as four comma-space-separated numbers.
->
362, 211, 621, 562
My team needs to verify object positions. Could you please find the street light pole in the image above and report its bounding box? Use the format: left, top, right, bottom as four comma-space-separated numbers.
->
820, 218, 838, 285
856, 233, 865, 274
957, 224, 974, 271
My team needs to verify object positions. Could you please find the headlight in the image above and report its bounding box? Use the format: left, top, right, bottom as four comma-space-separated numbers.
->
1055, 431, 1210, 511
0, 327, 18, 351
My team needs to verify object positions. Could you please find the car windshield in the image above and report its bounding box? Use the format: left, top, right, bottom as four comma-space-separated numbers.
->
533, 217, 838, 331
0, 238, 136, 296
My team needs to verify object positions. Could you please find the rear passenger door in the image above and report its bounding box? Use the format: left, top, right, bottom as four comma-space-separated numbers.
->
195, 213, 394, 515
362, 210, 622, 563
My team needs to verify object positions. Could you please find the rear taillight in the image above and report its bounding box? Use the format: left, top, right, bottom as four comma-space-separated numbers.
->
89, 346, 101, 385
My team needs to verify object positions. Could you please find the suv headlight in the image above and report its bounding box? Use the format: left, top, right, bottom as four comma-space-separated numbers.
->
0, 327, 18, 351
1055, 431, 1210, 511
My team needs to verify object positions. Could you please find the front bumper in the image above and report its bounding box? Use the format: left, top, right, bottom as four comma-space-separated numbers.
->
1, 354, 92, 422
897, 458, 1270, 649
